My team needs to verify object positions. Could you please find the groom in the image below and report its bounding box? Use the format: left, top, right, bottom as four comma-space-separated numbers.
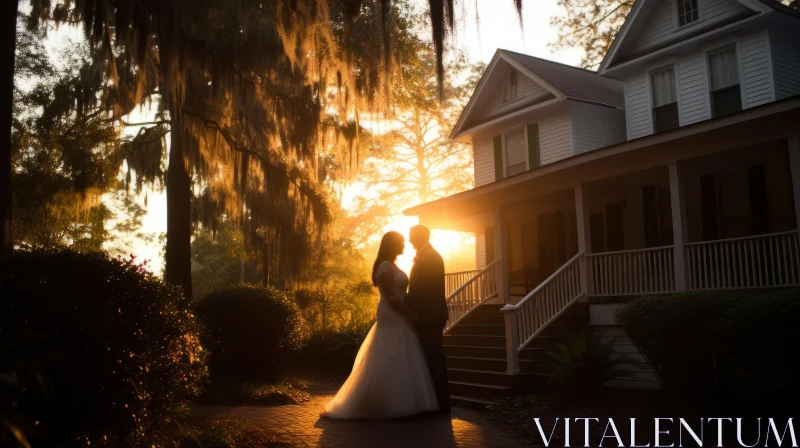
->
405, 224, 451, 414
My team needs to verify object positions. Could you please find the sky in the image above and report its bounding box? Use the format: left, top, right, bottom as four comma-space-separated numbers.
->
45, 0, 585, 275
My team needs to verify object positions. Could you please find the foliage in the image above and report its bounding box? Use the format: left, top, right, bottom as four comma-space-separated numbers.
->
176, 418, 296, 448
0, 249, 206, 448
295, 324, 373, 371
550, 0, 633, 69
486, 395, 538, 411
11, 17, 142, 253
348, 9, 482, 246
536, 331, 632, 401
191, 225, 263, 300
614, 291, 745, 401
200, 378, 311, 406
713, 289, 800, 412
296, 228, 378, 332
194, 285, 310, 380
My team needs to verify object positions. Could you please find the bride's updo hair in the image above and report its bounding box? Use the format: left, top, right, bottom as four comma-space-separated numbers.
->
372, 231, 405, 286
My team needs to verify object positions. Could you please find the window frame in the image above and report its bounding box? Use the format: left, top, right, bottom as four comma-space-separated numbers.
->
504, 70, 520, 103
502, 126, 528, 177
675, 0, 702, 29
649, 65, 680, 133
705, 43, 744, 118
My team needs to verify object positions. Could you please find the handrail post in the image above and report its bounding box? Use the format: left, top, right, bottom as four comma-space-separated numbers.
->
575, 184, 591, 298
669, 162, 688, 291
500, 305, 520, 375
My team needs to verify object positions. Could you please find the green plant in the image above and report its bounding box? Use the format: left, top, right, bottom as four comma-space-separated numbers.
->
536, 331, 633, 400
295, 324, 372, 370
713, 289, 800, 413
614, 291, 745, 400
176, 418, 295, 447
0, 249, 207, 447
194, 285, 309, 380
486, 394, 538, 411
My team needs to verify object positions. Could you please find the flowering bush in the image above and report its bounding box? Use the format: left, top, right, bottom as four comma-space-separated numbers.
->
0, 249, 207, 447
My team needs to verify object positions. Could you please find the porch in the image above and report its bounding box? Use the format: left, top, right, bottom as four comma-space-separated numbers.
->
406, 99, 800, 399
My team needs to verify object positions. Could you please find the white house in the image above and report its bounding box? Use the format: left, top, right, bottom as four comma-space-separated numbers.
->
404, 0, 800, 408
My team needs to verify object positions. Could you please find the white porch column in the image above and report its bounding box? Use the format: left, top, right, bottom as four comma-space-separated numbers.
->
494, 205, 510, 305
668, 162, 688, 291
574, 184, 591, 298
787, 136, 800, 231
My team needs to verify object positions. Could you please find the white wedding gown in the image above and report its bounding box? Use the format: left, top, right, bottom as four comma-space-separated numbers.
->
321, 261, 438, 419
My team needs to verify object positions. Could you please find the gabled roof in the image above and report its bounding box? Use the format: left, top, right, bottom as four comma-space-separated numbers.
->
598, 0, 797, 74
450, 50, 624, 139
502, 51, 625, 109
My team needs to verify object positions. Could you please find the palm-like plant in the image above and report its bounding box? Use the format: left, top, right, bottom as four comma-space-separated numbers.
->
536, 330, 634, 400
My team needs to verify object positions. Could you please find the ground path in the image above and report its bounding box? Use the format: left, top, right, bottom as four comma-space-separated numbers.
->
191, 374, 532, 447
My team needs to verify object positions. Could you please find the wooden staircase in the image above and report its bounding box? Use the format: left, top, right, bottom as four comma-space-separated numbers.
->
443, 301, 589, 410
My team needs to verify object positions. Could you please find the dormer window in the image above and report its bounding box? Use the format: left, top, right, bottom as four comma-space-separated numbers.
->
504, 71, 520, 102
677, 0, 699, 26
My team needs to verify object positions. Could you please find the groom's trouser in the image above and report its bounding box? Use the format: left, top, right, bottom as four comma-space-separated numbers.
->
416, 323, 451, 412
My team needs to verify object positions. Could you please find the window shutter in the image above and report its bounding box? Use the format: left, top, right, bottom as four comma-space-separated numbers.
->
493, 135, 504, 181
527, 123, 540, 170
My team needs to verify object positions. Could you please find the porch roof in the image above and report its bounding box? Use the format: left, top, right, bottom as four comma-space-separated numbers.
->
404, 97, 800, 231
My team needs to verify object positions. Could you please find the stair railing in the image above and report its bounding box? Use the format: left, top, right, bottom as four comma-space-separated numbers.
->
500, 253, 585, 373
444, 259, 499, 332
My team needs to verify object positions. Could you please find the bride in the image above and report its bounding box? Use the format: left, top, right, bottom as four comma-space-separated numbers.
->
321, 231, 439, 419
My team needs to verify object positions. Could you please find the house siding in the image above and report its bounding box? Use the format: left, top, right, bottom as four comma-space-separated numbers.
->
486, 68, 552, 118
771, 29, 800, 100
625, 0, 751, 56
624, 73, 652, 139
740, 30, 775, 108
473, 136, 495, 187
476, 232, 487, 269
571, 102, 626, 155
677, 52, 712, 125
539, 109, 573, 165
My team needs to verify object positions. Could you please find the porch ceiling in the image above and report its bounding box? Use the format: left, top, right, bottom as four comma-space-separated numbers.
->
405, 97, 800, 230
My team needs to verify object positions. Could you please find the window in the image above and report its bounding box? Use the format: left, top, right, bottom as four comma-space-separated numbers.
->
504, 128, 527, 176
504, 71, 520, 102
650, 67, 679, 132
708, 46, 742, 117
676, 0, 699, 26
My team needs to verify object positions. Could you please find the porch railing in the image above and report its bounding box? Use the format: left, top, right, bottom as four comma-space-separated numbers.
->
444, 260, 499, 332
445, 269, 481, 297
587, 246, 675, 296
685, 230, 800, 290
501, 253, 585, 368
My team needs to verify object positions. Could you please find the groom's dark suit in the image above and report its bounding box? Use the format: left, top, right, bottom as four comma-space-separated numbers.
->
405, 244, 451, 413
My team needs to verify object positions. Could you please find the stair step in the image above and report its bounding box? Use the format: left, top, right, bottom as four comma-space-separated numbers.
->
447, 368, 516, 387
444, 345, 545, 360
447, 324, 505, 336
447, 356, 536, 372
469, 304, 504, 316
459, 314, 504, 326
450, 394, 494, 411
450, 381, 513, 401
443, 334, 505, 347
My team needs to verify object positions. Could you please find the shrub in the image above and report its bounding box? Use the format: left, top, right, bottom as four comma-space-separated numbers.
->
194, 285, 309, 380
177, 418, 295, 447
714, 289, 800, 412
536, 330, 633, 401
294, 324, 372, 371
0, 249, 206, 448
615, 291, 745, 401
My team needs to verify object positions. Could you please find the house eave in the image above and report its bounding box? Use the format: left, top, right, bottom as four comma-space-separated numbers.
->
406, 97, 800, 219
451, 97, 568, 141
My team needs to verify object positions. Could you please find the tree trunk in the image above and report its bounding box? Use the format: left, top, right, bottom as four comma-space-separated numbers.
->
1, 1, 19, 256
164, 102, 193, 299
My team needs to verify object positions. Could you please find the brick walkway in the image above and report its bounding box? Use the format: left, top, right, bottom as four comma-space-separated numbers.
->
191, 376, 532, 447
